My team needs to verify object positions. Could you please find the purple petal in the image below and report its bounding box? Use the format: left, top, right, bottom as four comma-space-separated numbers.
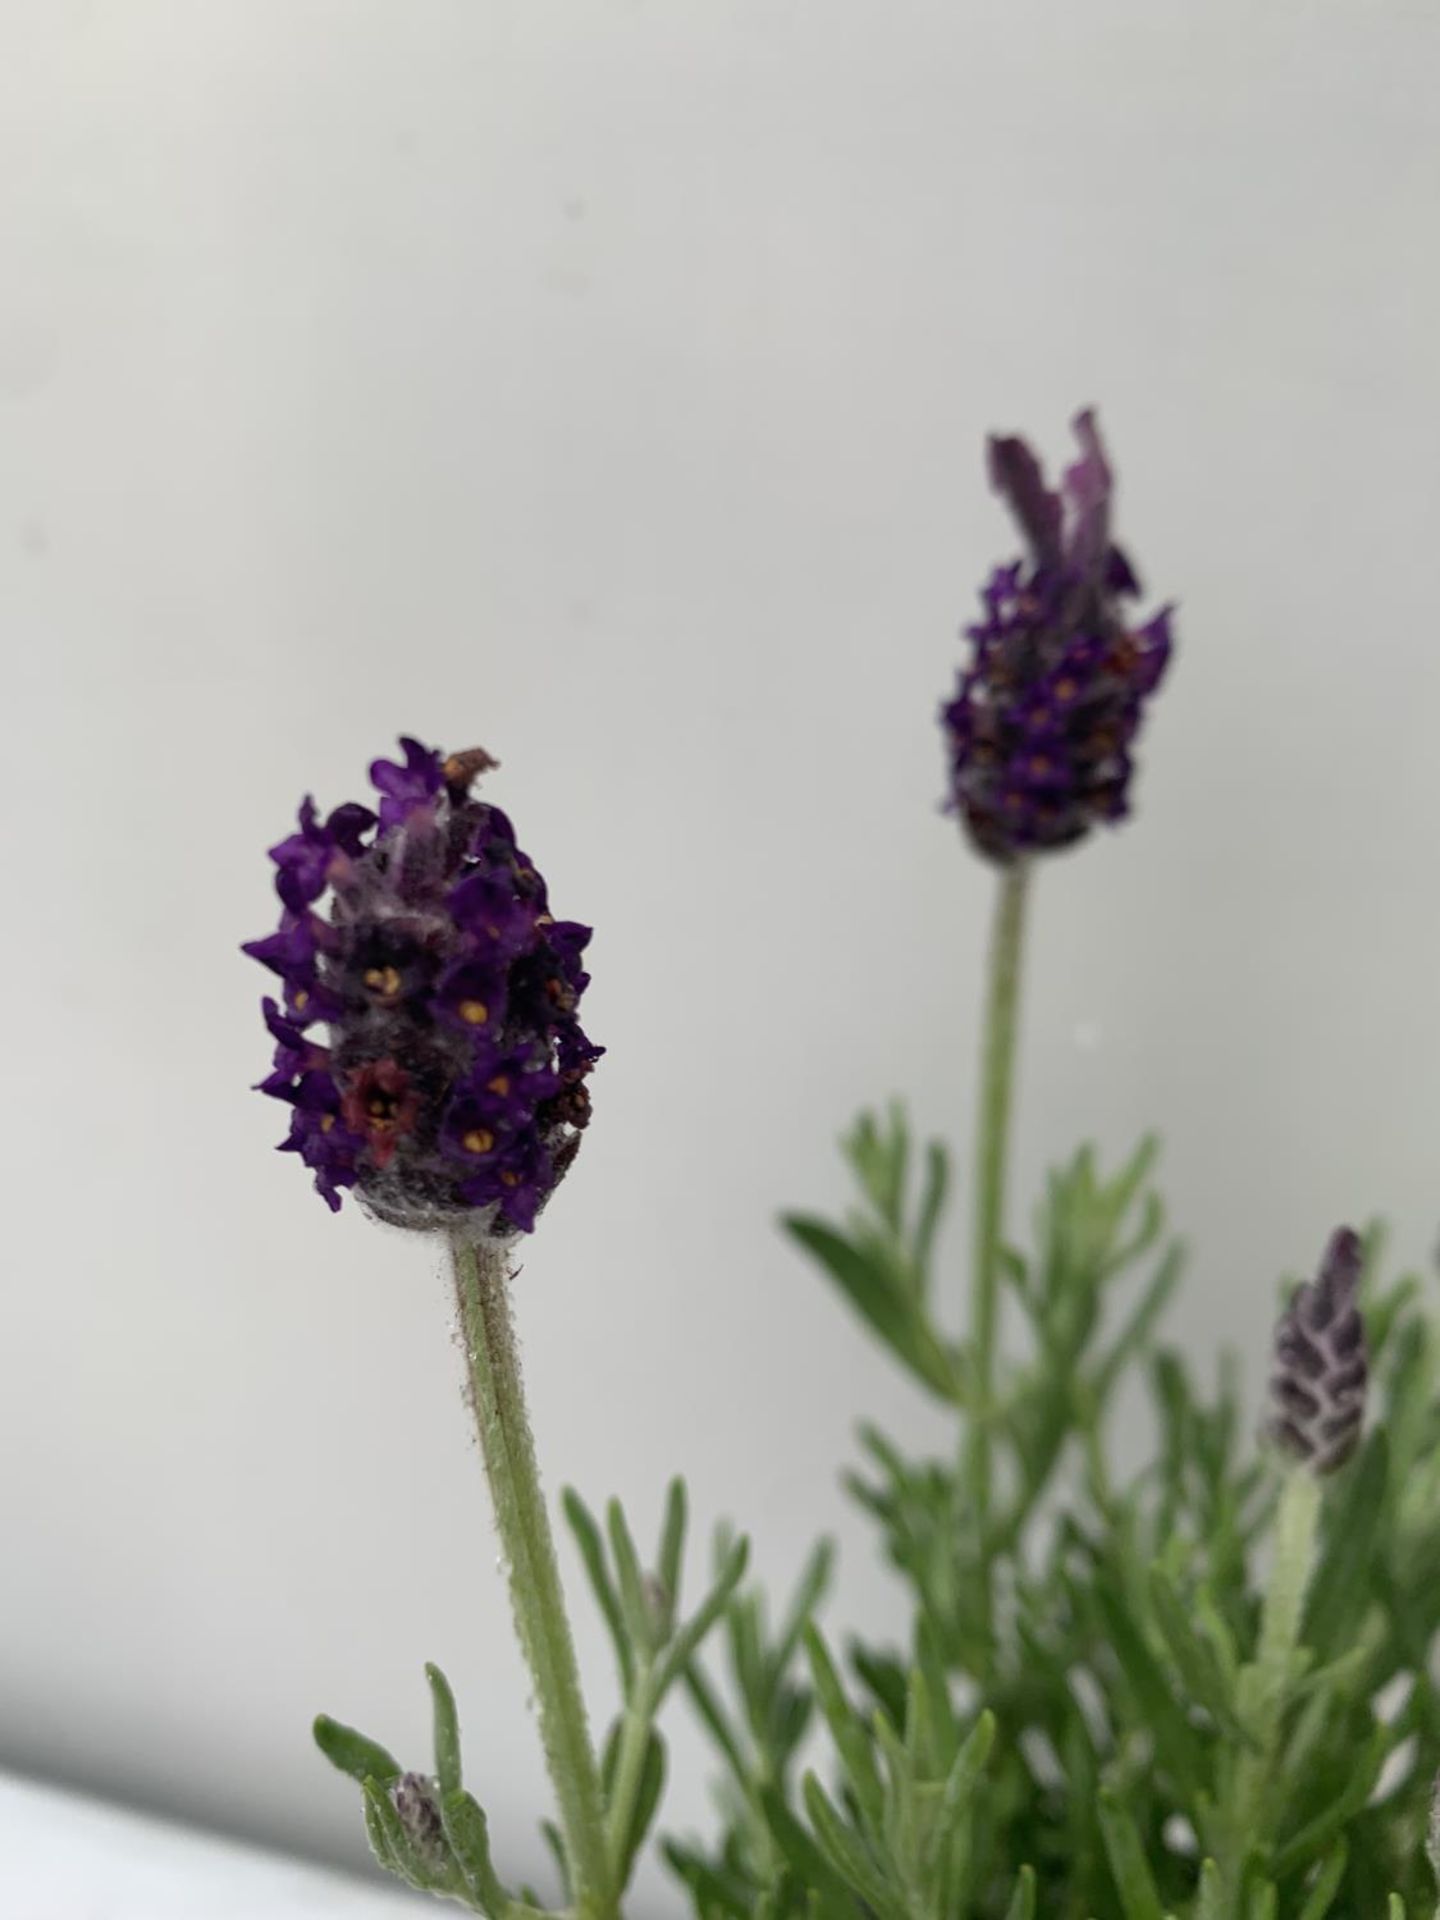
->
1062, 408, 1114, 572
369, 737, 444, 830
325, 801, 377, 856
242, 916, 316, 981
988, 434, 1063, 566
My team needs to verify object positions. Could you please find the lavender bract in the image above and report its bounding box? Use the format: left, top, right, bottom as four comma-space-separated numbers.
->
389, 1772, 449, 1876
1268, 1226, 1369, 1475
942, 409, 1174, 863
244, 739, 600, 1236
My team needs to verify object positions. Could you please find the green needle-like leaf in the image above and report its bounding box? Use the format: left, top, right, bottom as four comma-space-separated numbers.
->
539, 1820, 570, 1901
774, 1537, 837, 1672
1295, 1840, 1348, 1920
654, 1536, 750, 1702
876, 1102, 909, 1234
362, 1777, 430, 1891
1091, 1245, 1185, 1401
872, 1707, 912, 1868
802, 1773, 908, 1920
783, 1215, 957, 1400
362, 1783, 404, 1882
903, 1666, 937, 1778
680, 1662, 748, 1784
913, 1138, 950, 1278
1146, 1568, 1248, 1739
1104, 1133, 1160, 1227
803, 1626, 885, 1839
932, 1710, 996, 1869
933, 1714, 997, 1909
441, 1788, 509, 1916
663, 1836, 756, 1916
1098, 1789, 1165, 1920
614, 1728, 667, 1884
1194, 1859, 1225, 1920
607, 1497, 658, 1657
562, 1487, 635, 1695
1302, 1433, 1388, 1657
1095, 1585, 1205, 1790
312, 1714, 401, 1787
757, 1783, 854, 1906
657, 1477, 688, 1631
1004, 1865, 1037, 1920
425, 1663, 463, 1797
1272, 1722, 1388, 1878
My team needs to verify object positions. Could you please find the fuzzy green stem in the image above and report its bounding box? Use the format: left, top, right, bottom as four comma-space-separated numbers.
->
450, 1235, 614, 1919
1228, 1467, 1322, 1874
1253, 1469, 1322, 1712
962, 861, 1031, 1620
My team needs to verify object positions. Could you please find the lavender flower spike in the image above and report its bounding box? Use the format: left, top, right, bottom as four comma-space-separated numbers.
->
942, 408, 1175, 863
1268, 1227, 1369, 1475
243, 739, 601, 1237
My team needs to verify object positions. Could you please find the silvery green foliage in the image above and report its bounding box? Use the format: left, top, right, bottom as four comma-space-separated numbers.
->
668, 1112, 1440, 1918
312, 1492, 747, 1916
308, 1107, 1440, 1918
283, 422, 1438, 1919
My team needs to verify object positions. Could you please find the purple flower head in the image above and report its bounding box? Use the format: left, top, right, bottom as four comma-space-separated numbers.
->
1267, 1227, 1369, 1476
244, 740, 601, 1236
942, 409, 1175, 863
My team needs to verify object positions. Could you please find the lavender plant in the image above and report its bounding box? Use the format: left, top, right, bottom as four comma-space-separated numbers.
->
246, 414, 1440, 1920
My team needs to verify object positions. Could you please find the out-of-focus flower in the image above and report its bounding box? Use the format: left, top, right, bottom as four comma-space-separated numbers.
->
1268, 1227, 1368, 1475
942, 409, 1174, 862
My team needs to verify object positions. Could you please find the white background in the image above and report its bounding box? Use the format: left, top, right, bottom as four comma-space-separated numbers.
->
0, 1771, 423, 1918
4, 2, 1439, 1911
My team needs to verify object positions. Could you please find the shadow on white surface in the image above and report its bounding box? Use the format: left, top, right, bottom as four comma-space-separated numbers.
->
0, 1771, 426, 1918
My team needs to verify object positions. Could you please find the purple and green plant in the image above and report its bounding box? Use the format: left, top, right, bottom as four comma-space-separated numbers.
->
245, 413, 1440, 1920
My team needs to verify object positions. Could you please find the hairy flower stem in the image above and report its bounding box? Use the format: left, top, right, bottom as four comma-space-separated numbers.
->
1256, 1471, 1322, 1692
962, 861, 1031, 1632
1227, 1467, 1322, 1878
450, 1235, 616, 1919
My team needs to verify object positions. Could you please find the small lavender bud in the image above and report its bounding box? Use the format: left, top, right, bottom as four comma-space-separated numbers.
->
390, 1771, 449, 1875
1267, 1227, 1368, 1475
244, 738, 602, 1236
